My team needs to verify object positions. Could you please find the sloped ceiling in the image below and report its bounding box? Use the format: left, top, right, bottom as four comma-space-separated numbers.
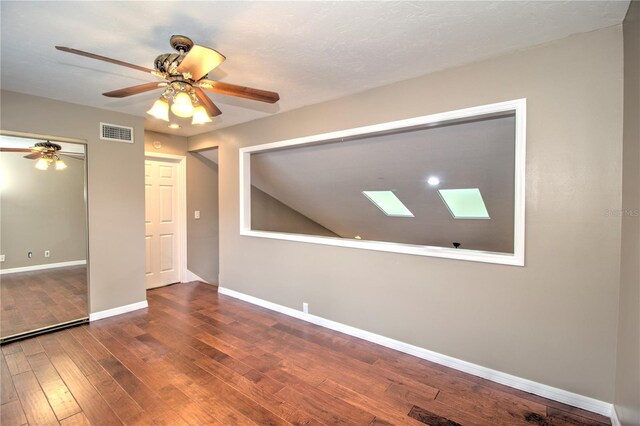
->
0, 1, 630, 136
251, 115, 516, 253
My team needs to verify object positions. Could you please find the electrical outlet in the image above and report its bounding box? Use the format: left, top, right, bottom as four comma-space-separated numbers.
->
302, 302, 309, 314
44, 250, 50, 258
0, 255, 5, 262
194, 210, 201, 219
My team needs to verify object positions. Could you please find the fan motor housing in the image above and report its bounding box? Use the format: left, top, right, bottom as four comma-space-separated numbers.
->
154, 35, 197, 76
35, 141, 62, 152
154, 53, 185, 76
170, 35, 194, 53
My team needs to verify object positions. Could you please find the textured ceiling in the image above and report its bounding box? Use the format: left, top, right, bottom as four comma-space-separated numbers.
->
0, 1, 630, 137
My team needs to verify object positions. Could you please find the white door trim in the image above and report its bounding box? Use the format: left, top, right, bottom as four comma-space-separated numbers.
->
144, 152, 187, 284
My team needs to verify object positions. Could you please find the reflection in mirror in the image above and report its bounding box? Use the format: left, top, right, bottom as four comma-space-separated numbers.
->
243, 100, 525, 265
0, 134, 88, 341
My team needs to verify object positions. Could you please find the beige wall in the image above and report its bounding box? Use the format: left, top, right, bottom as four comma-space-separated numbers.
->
0, 90, 146, 313
0, 150, 86, 269
144, 131, 188, 157
187, 151, 219, 283
615, 2, 640, 424
252, 186, 339, 237
144, 131, 219, 283
190, 26, 624, 402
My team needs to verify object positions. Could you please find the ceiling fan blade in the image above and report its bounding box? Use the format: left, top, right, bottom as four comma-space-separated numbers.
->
177, 45, 225, 80
24, 152, 44, 160
55, 46, 154, 74
194, 88, 222, 117
198, 80, 280, 104
103, 82, 167, 98
0, 148, 31, 153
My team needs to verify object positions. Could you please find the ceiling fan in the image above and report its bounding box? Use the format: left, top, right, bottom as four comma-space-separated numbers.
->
0, 141, 84, 170
55, 35, 280, 125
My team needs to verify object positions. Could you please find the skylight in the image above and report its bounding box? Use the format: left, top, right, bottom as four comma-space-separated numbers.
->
362, 191, 414, 217
438, 188, 490, 219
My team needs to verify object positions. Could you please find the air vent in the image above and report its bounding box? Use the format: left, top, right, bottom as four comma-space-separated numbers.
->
100, 122, 134, 143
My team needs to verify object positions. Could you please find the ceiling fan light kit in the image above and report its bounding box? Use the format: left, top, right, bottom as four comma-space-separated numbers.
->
146, 98, 170, 121
55, 34, 280, 127
170, 90, 195, 118
0, 141, 83, 170
29, 142, 68, 171
55, 157, 68, 170
192, 105, 213, 124
35, 157, 50, 170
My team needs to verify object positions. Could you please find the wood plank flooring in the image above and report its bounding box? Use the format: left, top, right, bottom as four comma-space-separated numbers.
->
1, 266, 88, 339
0, 282, 611, 425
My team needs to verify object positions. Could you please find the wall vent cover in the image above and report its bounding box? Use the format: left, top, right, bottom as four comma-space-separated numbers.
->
100, 122, 134, 143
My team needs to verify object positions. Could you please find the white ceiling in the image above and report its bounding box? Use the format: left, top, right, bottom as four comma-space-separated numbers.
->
251, 115, 516, 253
0, 1, 629, 137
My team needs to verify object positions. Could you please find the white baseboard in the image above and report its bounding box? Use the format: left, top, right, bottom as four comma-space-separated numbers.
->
0, 260, 86, 275
89, 300, 148, 322
218, 286, 613, 418
184, 269, 208, 283
610, 405, 621, 426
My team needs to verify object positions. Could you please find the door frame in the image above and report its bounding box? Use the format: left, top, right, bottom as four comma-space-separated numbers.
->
144, 152, 187, 284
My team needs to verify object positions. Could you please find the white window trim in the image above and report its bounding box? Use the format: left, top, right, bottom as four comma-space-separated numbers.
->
239, 98, 526, 266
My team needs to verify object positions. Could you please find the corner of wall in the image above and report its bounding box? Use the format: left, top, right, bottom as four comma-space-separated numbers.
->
613, 1, 640, 425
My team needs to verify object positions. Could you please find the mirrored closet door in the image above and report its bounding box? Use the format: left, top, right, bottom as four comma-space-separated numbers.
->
0, 134, 88, 342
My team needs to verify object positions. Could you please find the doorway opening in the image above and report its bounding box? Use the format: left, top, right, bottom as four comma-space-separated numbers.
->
144, 153, 186, 289
186, 147, 220, 285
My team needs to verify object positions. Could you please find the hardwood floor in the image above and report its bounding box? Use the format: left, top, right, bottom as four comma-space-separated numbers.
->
1, 266, 88, 339
0, 282, 611, 425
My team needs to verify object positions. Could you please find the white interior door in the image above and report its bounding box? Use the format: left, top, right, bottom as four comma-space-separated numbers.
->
145, 158, 181, 289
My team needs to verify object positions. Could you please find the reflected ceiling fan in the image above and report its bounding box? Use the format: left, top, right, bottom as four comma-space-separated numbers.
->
55, 35, 280, 125
0, 142, 84, 170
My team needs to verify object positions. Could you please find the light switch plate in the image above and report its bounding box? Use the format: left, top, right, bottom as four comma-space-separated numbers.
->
194, 210, 201, 219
